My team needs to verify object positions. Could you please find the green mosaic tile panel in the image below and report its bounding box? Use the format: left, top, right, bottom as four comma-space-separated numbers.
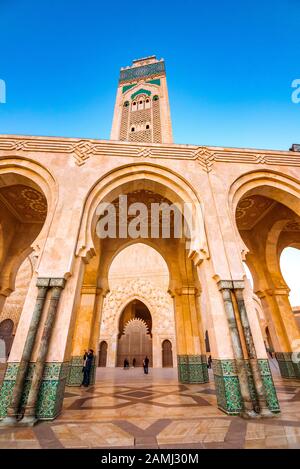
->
66, 356, 96, 387
177, 355, 209, 384
212, 359, 243, 415
0, 362, 68, 420
66, 356, 84, 386
223, 376, 243, 414
146, 78, 161, 86
275, 352, 297, 379
258, 359, 280, 413
0, 380, 15, 418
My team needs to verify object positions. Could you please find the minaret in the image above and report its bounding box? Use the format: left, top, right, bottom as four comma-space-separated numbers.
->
110, 56, 173, 144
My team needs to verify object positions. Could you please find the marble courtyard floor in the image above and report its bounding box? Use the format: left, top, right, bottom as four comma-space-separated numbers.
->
0, 362, 300, 449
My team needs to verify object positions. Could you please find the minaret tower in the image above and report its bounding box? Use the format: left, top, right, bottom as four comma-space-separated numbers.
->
110, 56, 173, 144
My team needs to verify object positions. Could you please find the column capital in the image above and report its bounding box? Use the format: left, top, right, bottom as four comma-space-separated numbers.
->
36, 278, 51, 288
217, 280, 233, 291
49, 278, 66, 289
232, 280, 245, 290
81, 285, 99, 295
175, 286, 199, 296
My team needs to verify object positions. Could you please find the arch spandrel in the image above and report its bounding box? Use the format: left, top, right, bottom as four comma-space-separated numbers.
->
229, 170, 300, 261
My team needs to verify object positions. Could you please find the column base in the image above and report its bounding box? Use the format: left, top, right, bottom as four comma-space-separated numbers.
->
212, 359, 243, 415
16, 416, 38, 427
276, 352, 300, 380
212, 359, 280, 415
0, 362, 68, 422
0, 416, 18, 427
177, 355, 209, 384
257, 359, 280, 413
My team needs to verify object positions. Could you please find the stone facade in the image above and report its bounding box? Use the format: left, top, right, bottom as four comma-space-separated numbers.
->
0, 56, 299, 424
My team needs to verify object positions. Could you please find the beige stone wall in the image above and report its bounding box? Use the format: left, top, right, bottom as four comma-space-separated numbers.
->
0, 134, 299, 367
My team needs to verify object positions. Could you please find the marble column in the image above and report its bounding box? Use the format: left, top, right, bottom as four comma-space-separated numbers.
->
21, 278, 66, 425
234, 283, 275, 417
0, 278, 50, 426
217, 281, 257, 418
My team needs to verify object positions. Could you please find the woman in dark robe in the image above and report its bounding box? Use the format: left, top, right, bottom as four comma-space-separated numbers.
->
82, 349, 94, 387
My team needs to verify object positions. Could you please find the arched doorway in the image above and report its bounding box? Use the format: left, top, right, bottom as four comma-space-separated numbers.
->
98, 242, 177, 368
0, 319, 14, 359
162, 339, 173, 367
116, 299, 152, 367
98, 341, 108, 367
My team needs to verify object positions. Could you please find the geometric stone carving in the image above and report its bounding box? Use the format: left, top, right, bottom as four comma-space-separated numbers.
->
101, 278, 175, 335
100, 278, 176, 368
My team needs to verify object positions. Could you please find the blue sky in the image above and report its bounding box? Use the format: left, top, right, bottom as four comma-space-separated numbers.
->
0, 0, 299, 304
0, 0, 299, 150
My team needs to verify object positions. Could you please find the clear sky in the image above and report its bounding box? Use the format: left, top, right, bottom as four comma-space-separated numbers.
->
0, 0, 299, 150
0, 1, 299, 303
245, 249, 300, 307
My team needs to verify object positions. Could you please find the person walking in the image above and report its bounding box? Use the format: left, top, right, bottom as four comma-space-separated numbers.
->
82, 349, 94, 387
132, 358, 136, 368
123, 358, 129, 369
143, 356, 149, 374
207, 355, 212, 369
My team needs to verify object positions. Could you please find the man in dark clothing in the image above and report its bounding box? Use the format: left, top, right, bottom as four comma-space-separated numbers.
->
207, 355, 212, 369
82, 349, 94, 387
143, 356, 149, 374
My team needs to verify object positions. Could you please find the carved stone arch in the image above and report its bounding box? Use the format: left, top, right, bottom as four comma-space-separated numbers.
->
98, 238, 173, 293
0, 160, 57, 294
229, 170, 300, 259
76, 163, 209, 266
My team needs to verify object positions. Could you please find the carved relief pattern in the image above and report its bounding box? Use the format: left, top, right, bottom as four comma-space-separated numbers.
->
100, 278, 175, 338
1, 136, 300, 168
236, 195, 275, 230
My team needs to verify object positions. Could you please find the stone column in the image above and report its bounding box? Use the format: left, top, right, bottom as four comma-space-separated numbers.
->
217, 281, 257, 418
258, 287, 300, 380
0, 278, 50, 425
234, 283, 277, 417
175, 287, 208, 384
21, 278, 66, 425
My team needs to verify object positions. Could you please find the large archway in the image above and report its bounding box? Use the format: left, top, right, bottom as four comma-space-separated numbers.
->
68, 164, 209, 388
99, 243, 176, 369
116, 300, 152, 367
0, 166, 53, 377
232, 171, 300, 379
